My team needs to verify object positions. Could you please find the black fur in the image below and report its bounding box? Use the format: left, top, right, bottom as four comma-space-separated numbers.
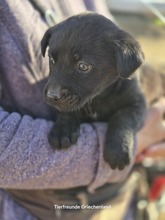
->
41, 12, 146, 170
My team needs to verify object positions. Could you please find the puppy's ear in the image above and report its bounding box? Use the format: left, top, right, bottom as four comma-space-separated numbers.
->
41, 28, 53, 57
112, 30, 144, 78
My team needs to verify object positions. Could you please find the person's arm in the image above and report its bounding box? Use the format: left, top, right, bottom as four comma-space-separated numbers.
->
1, 99, 165, 191
0, 107, 137, 192
0, 107, 98, 189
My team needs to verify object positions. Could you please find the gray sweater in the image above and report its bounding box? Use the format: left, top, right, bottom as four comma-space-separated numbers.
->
0, 0, 134, 219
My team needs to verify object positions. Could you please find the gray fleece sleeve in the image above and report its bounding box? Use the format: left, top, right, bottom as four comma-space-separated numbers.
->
0, 108, 99, 190
0, 108, 134, 192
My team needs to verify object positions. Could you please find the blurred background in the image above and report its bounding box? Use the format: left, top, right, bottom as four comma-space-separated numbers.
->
106, 0, 165, 72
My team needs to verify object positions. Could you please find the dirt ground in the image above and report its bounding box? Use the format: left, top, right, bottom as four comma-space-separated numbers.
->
114, 13, 165, 72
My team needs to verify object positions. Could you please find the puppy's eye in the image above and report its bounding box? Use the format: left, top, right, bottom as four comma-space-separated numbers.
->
48, 54, 55, 64
78, 62, 92, 72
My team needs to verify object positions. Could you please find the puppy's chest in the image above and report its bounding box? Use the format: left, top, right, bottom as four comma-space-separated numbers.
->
81, 98, 117, 122
82, 105, 99, 121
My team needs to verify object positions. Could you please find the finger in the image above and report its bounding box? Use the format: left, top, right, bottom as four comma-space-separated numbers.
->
152, 98, 165, 117
136, 142, 165, 163
144, 142, 165, 158
144, 100, 165, 125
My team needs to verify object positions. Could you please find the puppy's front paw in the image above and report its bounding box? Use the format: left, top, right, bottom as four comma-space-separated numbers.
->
103, 131, 134, 170
48, 122, 80, 150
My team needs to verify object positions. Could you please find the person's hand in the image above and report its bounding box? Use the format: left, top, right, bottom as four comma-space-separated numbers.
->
136, 98, 165, 162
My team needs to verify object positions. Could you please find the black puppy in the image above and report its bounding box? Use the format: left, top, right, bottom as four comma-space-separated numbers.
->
41, 12, 146, 170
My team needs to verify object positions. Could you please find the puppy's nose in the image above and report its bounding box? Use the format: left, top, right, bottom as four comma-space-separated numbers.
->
46, 89, 62, 101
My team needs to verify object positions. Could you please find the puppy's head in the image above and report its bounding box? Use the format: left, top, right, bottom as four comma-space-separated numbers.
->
41, 12, 144, 112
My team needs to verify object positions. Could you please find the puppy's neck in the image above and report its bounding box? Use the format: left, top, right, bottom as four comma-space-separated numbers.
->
94, 78, 123, 100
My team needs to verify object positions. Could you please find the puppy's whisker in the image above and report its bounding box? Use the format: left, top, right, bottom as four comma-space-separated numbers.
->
83, 102, 94, 117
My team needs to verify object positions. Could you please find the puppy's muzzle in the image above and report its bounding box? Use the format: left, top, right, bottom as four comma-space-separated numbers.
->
44, 86, 79, 112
